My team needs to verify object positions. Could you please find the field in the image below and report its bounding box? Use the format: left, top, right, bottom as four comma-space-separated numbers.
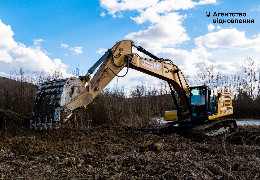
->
0, 110, 259, 179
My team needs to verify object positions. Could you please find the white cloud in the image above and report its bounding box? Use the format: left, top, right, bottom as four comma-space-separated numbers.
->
198, 0, 217, 5
109, 1, 217, 50
33, 39, 45, 51
101, 0, 218, 50
193, 28, 260, 75
100, 12, 106, 17
61, 43, 69, 48
195, 28, 260, 51
216, 25, 221, 30
61, 43, 83, 55
250, 5, 260, 11
69, 47, 83, 55
126, 13, 189, 49
0, 20, 68, 76
96, 48, 108, 54
33, 39, 44, 46
153, 45, 213, 76
0, 50, 12, 63
100, 0, 159, 16
0, 21, 16, 51
207, 24, 215, 31
101, 0, 217, 18
131, 0, 216, 24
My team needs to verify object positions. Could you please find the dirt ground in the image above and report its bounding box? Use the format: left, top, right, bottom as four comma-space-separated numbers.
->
0, 110, 259, 179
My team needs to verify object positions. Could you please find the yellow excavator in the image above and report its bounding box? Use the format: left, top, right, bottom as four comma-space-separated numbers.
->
30, 40, 237, 136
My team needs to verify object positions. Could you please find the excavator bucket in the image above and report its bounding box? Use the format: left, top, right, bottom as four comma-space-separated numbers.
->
30, 77, 92, 130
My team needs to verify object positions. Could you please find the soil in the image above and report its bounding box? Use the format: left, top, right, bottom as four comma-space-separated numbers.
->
0, 109, 259, 179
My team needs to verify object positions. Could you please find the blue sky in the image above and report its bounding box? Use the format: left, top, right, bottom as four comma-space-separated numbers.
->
0, 0, 259, 87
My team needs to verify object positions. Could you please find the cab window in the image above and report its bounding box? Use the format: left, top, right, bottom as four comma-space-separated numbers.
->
190, 88, 206, 106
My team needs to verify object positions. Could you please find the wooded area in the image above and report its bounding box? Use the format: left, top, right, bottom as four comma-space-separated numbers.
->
0, 57, 259, 126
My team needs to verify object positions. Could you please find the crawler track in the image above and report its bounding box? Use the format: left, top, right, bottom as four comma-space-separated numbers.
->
149, 119, 237, 137
192, 119, 237, 136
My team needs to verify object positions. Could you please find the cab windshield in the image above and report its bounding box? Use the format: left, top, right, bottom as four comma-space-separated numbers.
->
190, 88, 206, 106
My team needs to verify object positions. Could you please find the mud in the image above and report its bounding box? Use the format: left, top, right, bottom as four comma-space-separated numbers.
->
0, 110, 259, 179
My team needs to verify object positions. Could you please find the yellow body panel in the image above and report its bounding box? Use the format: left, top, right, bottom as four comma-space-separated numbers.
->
165, 110, 178, 121
209, 92, 233, 120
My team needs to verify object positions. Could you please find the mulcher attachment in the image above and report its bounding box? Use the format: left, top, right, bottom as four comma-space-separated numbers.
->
30, 77, 88, 130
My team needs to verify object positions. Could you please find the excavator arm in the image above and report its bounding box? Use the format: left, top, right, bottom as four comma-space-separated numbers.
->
82, 40, 189, 111
30, 40, 190, 130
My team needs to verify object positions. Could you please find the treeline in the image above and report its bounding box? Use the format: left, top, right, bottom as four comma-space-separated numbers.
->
0, 77, 38, 115
1, 76, 260, 124
83, 85, 173, 127
83, 85, 260, 127
232, 92, 260, 119
0, 56, 259, 128
0, 75, 174, 127
0, 68, 66, 115
70, 84, 260, 129
192, 57, 260, 98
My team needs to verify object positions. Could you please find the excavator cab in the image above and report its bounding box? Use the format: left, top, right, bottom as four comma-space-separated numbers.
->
190, 86, 218, 123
